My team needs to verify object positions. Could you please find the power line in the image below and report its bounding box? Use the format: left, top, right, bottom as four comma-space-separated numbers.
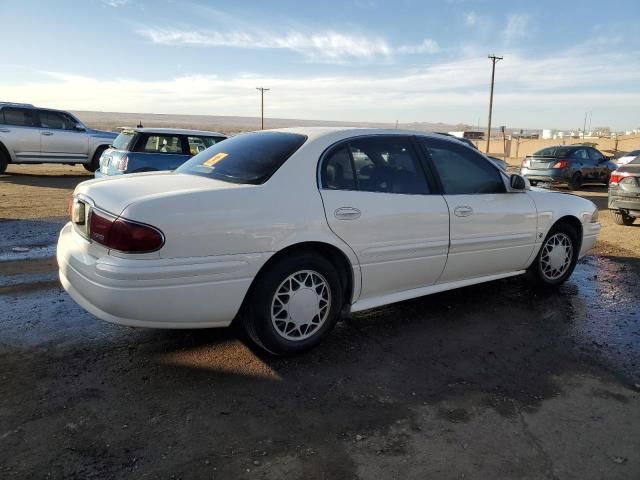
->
256, 87, 270, 130
485, 55, 503, 153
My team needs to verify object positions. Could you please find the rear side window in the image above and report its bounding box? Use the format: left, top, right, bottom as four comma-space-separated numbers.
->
112, 131, 136, 150
323, 147, 356, 190
322, 136, 430, 195
420, 137, 505, 194
588, 148, 605, 162
139, 135, 184, 154
177, 131, 307, 185
1, 108, 36, 127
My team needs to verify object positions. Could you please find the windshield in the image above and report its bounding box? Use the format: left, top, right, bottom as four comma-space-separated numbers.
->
177, 131, 307, 184
112, 131, 136, 150
532, 146, 573, 157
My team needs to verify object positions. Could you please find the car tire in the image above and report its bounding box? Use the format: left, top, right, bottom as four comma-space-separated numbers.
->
525, 222, 579, 287
567, 172, 582, 190
0, 149, 8, 174
242, 252, 343, 355
613, 211, 635, 226
84, 146, 107, 173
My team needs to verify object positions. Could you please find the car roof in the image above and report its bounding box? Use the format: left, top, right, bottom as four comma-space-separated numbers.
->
127, 127, 227, 137
263, 126, 446, 142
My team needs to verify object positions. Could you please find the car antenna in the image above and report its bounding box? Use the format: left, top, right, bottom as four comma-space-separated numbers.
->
137, 120, 143, 128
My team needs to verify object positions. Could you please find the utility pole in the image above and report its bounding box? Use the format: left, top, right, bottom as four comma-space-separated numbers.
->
256, 87, 270, 130
485, 55, 503, 153
583, 112, 587, 139
588, 111, 592, 134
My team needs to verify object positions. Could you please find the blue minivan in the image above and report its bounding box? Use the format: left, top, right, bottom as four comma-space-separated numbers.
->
95, 128, 227, 177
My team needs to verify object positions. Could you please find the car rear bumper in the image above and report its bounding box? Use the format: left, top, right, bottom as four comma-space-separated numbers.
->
57, 222, 271, 329
608, 192, 640, 214
520, 168, 569, 183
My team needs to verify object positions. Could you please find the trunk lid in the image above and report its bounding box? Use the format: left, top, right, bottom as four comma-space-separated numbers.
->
526, 156, 562, 170
75, 171, 248, 216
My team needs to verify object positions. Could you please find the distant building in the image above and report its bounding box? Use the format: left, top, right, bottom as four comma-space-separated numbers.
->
447, 130, 484, 140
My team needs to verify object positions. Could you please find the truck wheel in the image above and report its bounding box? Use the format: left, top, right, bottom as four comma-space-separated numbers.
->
567, 172, 582, 190
84, 146, 107, 173
613, 211, 635, 226
0, 148, 9, 174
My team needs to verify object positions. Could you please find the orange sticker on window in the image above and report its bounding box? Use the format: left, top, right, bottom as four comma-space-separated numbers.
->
203, 152, 228, 167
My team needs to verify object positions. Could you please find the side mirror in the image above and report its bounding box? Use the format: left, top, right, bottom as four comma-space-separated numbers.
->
74, 123, 86, 131
510, 174, 527, 191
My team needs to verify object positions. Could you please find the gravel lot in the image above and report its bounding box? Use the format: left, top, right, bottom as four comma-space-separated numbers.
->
1, 165, 639, 479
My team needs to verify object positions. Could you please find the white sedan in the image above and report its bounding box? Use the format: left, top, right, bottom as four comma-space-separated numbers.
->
58, 128, 601, 354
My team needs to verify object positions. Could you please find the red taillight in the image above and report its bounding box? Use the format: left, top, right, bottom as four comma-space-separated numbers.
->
609, 172, 628, 185
552, 160, 569, 169
89, 209, 164, 253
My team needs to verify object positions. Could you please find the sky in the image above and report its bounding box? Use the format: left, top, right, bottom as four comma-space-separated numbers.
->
1, 0, 639, 130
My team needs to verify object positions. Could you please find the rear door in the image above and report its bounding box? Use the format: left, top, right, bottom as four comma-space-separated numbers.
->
419, 137, 537, 282
0, 107, 40, 161
571, 148, 592, 179
38, 110, 89, 162
319, 135, 449, 301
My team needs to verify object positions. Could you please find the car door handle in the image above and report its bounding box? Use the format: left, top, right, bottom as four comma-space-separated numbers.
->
454, 206, 473, 217
0, 128, 10, 133
41, 131, 53, 136
334, 207, 361, 220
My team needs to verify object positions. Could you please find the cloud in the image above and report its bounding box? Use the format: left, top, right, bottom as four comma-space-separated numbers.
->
464, 12, 478, 26
139, 28, 392, 62
139, 23, 440, 62
101, 0, 130, 6
397, 39, 440, 54
503, 13, 531, 43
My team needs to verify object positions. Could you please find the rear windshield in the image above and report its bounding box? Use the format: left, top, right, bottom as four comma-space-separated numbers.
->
176, 131, 307, 184
630, 157, 640, 165
532, 146, 574, 157
112, 131, 136, 150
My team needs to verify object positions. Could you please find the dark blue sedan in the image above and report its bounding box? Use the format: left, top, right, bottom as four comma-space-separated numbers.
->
95, 128, 227, 178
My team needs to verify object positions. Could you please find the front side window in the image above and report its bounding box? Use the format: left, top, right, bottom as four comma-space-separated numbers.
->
39, 110, 77, 130
177, 131, 307, 185
573, 148, 589, 160
588, 148, 605, 162
420, 137, 506, 194
1, 108, 36, 127
139, 135, 184, 154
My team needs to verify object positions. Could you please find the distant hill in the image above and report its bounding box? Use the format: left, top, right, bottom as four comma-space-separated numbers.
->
72, 110, 473, 136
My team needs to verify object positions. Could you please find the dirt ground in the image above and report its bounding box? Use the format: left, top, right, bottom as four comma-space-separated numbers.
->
1, 164, 639, 479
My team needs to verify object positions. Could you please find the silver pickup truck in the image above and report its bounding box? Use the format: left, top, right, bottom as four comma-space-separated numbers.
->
0, 102, 117, 174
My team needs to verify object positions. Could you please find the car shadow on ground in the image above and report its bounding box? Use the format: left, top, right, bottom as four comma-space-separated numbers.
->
0, 172, 91, 189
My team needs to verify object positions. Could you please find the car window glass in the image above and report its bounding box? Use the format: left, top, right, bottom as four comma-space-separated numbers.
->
1, 108, 36, 127
187, 136, 222, 155
347, 136, 429, 194
39, 110, 77, 130
323, 147, 356, 190
573, 149, 589, 160
420, 137, 506, 194
141, 135, 184, 154
112, 131, 136, 150
177, 131, 307, 185
588, 149, 604, 161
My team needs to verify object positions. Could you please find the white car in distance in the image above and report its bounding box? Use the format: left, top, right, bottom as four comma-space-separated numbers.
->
58, 128, 601, 354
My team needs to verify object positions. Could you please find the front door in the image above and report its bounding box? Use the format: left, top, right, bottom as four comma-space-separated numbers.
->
38, 110, 89, 163
319, 135, 450, 301
419, 137, 537, 283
